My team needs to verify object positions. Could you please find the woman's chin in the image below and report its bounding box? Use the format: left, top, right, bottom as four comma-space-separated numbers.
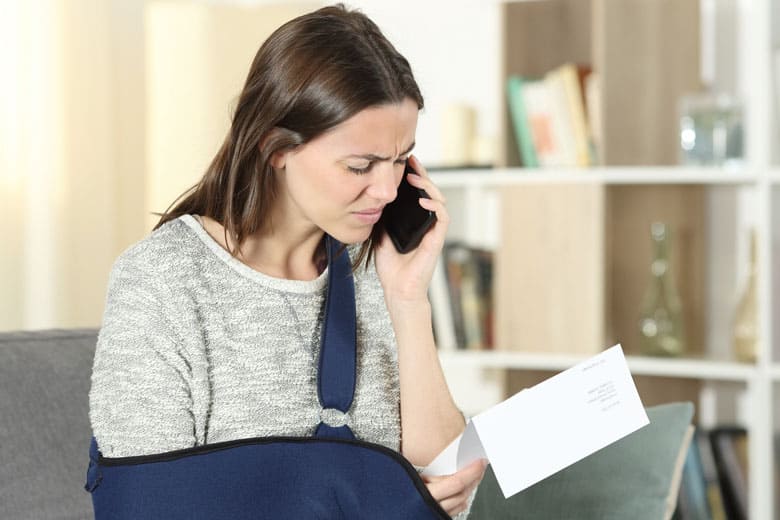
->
328, 226, 373, 246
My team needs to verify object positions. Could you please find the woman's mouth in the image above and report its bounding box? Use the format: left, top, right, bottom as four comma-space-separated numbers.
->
352, 207, 384, 224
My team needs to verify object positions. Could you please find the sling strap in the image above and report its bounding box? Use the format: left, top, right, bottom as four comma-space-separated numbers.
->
315, 236, 357, 440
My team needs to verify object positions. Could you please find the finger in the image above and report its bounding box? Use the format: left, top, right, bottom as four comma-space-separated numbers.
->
418, 197, 450, 226
406, 155, 446, 201
439, 495, 470, 517
422, 458, 486, 486
417, 203, 449, 254
408, 154, 428, 177
406, 170, 446, 204
425, 459, 486, 501
425, 478, 463, 503
435, 462, 488, 516
438, 479, 480, 511
456, 458, 488, 485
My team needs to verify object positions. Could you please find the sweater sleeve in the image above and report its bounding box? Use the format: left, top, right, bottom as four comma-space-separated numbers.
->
89, 251, 196, 458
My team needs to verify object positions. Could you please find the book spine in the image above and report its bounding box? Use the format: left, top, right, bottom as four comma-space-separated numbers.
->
506, 76, 539, 168
444, 243, 467, 350
676, 429, 713, 520
695, 430, 727, 520
559, 63, 592, 167
709, 428, 748, 520
430, 255, 457, 351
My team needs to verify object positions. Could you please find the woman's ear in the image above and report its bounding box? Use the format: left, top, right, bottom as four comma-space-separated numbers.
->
269, 149, 286, 169
260, 127, 296, 169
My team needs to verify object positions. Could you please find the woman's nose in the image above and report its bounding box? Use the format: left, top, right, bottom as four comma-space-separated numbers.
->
367, 164, 400, 202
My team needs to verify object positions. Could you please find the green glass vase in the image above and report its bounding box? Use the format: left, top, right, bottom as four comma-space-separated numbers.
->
637, 222, 685, 357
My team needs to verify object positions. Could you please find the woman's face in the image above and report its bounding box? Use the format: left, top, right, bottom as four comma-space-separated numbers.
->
273, 97, 419, 245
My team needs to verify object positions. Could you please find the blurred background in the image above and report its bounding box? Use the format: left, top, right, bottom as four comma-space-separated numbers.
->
2, 0, 780, 516
1, 0, 504, 331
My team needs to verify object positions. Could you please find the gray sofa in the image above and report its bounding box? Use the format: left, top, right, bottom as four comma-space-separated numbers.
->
1, 329, 96, 520
1, 329, 693, 520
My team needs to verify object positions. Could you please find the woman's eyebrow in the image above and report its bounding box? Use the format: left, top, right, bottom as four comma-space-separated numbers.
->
345, 142, 415, 161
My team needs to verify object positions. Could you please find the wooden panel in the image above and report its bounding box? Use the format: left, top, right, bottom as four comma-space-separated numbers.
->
496, 184, 606, 354
631, 376, 701, 414
606, 185, 706, 356
593, 0, 701, 165
500, 0, 592, 167
502, 0, 592, 78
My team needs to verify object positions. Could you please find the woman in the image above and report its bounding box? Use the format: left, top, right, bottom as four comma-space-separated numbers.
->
89, 4, 485, 517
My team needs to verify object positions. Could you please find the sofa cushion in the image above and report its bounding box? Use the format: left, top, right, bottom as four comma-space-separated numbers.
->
0, 328, 98, 520
469, 401, 695, 520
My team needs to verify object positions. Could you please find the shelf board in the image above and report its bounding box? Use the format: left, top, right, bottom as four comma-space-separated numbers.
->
431, 167, 758, 188
438, 350, 755, 382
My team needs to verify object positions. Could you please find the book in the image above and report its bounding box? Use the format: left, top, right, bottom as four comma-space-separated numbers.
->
443, 242, 467, 349
675, 429, 713, 520
506, 76, 539, 167
584, 71, 602, 165
557, 63, 593, 167
543, 65, 579, 167
442, 243, 494, 350
472, 248, 494, 349
695, 429, 727, 520
520, 78, 564, 167
507, 64, 594, 168
421, 344, 649, 498
458, 248, 484, 351
709, 427, 748, 520
430, 255, 457, 351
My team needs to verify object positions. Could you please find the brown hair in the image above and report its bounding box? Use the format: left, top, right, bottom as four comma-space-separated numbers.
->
152, 3, 424, 269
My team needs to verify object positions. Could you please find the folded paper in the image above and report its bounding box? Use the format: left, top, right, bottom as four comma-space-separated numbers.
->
422, 344, 649, 498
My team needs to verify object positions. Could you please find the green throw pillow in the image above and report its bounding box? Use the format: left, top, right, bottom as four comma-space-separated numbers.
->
469, 402, 694, 520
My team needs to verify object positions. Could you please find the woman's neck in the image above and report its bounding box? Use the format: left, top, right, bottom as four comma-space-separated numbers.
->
196, 215, 326, 281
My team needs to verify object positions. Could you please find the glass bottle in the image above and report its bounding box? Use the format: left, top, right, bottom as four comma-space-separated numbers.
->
638, 222, 685, 357
733, 230, 758, 363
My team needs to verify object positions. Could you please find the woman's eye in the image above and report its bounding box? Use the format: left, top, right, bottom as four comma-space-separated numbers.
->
347, 163, 372, 175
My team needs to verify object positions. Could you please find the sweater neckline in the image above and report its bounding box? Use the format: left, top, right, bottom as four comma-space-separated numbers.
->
178, 214, 329, 294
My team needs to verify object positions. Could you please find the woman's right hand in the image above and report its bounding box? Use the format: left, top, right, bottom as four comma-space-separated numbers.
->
422, 458, 487, 517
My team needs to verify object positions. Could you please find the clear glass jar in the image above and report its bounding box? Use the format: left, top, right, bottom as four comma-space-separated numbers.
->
678, 92, 743, 168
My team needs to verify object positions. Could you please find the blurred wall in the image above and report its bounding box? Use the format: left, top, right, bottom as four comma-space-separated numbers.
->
2, 0, 139, 331
1, 1, 316, 331
145, 2, 316, 230
1, 0, 502, 332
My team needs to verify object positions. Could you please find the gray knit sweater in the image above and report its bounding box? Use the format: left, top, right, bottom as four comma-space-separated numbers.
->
89, 214, 401, 458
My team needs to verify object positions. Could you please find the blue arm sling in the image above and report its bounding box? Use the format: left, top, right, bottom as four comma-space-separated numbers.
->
84, 236, 450, 519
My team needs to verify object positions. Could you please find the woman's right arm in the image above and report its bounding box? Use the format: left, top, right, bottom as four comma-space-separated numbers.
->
89, 253, 195, 458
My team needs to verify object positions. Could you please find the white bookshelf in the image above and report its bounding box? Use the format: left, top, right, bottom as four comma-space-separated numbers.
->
439, 350, 756, 383
433, 0, 776, 516
432, 167, 758, 188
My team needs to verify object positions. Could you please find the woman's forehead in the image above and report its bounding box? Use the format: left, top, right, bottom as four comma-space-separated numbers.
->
319, 100, 419, 156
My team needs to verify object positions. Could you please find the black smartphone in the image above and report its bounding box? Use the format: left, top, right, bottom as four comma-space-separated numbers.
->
382, 160, 437, 254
